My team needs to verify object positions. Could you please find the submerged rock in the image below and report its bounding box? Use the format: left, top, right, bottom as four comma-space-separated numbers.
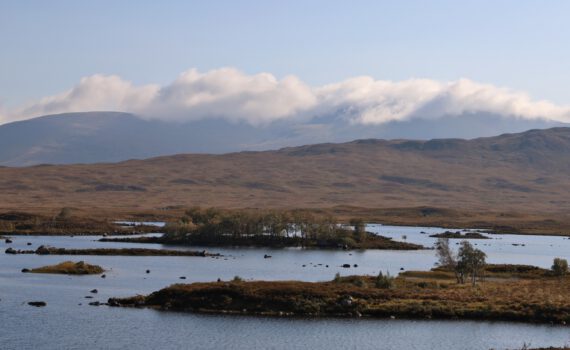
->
28, 301, 46, 307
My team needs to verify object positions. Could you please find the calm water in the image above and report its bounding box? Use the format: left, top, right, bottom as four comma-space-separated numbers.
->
1, 224, 570, 349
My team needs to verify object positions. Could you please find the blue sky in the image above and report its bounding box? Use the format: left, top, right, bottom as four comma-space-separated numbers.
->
1, 0, 569, 114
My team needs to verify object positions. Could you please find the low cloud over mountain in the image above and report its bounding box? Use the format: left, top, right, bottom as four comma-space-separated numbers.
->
1, 68, 569, 166
4, 68, 570, 126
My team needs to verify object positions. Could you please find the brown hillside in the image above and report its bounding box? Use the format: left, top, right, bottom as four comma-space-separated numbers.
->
2, 128, 570, 223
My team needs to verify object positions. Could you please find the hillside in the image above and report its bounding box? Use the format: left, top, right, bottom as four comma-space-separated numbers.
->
0, 111, 564, 166
1, 127, 570, 223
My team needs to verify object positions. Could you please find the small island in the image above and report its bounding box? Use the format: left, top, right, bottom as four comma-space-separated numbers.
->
102, 207, 424, 250
429, 231, 490, 239
109, 262, 570, 324
24, 261, 104, 275
6, 245, 218, 257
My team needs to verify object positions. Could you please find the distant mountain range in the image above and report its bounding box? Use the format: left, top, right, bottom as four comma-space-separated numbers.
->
0, 111, 565, 166
2, 127, 570, 216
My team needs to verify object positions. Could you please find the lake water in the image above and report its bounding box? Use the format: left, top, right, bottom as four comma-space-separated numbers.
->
1, 224, 569, 349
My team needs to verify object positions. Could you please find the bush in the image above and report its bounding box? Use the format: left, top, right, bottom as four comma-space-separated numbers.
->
333, 272, 342, 283
232, 275, 244, 282
375, 271, 394, 289
551, 258, 568, 276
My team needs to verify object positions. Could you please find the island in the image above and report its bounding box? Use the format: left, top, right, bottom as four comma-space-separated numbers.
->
24, 261, 104, 275
429, 231, 490, 239
109, 264, 570, 324
101, 208, 424, 250
6, 245, 219, 257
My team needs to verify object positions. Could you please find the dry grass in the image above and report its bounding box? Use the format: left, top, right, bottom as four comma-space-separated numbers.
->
110, 267, 570, 324
28, 261, 104, 275
2, 128, 570, 235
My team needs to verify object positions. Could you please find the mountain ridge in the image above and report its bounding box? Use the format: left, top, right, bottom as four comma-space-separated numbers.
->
0, 111, 566, 166
1, 126, 570, 217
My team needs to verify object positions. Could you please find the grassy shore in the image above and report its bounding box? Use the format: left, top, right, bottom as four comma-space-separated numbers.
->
26, 261, 104, 275
3, 206, 570, 237
109, 265, 570, 324
0, 210, 161, 236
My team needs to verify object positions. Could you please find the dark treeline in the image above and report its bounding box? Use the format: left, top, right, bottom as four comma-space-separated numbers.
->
159, 207, 422, 250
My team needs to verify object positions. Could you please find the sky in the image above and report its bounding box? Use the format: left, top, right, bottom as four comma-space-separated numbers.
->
1, 0, 570, 125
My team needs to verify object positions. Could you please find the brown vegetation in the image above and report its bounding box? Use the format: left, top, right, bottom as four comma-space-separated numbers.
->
2, 128, 570, 235
109, 265, 570, 324
100, 208, 423, 250
0, 209, 159, 236
27, 261, 104, 275
5, 245, 218, 257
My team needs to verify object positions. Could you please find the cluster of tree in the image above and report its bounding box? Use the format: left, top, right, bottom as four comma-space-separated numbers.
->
163, 207, 366, 248
436, 238, 487, 285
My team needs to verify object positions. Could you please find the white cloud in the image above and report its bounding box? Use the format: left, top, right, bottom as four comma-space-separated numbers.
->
4, 68, 570, 126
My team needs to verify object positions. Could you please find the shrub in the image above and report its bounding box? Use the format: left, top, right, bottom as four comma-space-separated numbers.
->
375, 271, 394, 289
232, 275, 244, 282
551, 258, 568, 276
352, 276, 367, 288
333, 272, 342, 283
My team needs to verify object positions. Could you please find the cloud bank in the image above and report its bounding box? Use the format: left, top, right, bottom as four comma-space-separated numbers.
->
3, 68, 570, 126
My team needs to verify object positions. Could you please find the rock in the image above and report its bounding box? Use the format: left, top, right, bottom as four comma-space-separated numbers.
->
353, 264, 358, 268
100, 274, 106, 278
340, 295, 353, 307
342, 264, 351, 268
400, 267, 405, 271
5, 239, 12, 244
5, 247, 16, 254
90, 289, 98, 294
107, 298, 119, 307
28, 301, 46, 307
21, 268, 30, 273
26, 242, 32, 246
263, 254, 272, 259
146, 270, 150, 274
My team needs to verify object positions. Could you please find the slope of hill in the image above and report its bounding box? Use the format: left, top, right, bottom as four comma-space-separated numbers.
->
1, 127, 570, 221
0, 111, 565, 166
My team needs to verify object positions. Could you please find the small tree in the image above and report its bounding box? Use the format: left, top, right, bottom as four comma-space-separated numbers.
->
56, 207, 73, 221
551, 258, 568, 276
375, 271, 394, 289
457, 241, 487, 286
435, 238, 461, 283
349, 218, 366, 242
